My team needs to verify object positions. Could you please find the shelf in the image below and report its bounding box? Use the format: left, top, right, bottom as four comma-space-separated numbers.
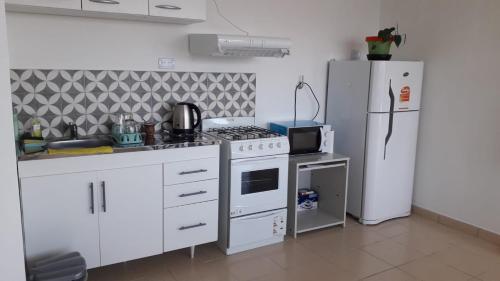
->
296, 208, 344, 233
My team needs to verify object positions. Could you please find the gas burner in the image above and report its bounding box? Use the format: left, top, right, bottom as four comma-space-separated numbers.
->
206, 126, 281, 141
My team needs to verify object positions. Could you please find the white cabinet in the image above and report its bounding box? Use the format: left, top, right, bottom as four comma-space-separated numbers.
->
163, 156, 219, 254
6, 0, 82, 10
20, 164, 163, 268
82, 0, 148, 15
21, 172, 101, 268
97, 166, 163, 266
164, 200, 218, 252
6, 0, 207, 24
149, 0, 206, 23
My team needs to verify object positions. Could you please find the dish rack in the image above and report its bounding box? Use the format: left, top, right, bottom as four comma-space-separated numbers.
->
112, 132, 143, 147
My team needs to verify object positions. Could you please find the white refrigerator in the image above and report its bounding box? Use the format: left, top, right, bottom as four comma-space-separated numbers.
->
326, 60, 424, 225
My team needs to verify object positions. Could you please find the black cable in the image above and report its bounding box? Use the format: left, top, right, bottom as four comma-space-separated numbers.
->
294, 83, 299, 126
304, 82, 321, 121
293, 81, 321, 125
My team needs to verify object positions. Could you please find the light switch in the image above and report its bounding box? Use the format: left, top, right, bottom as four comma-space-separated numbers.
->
158, 58, 176, 70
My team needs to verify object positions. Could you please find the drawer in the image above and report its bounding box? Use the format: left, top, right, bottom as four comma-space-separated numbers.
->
149, 0, 206, 21
164, 179, 218, 208
82, 0, 148, 15
164, 200, 218, 252
164, 157, 218, 186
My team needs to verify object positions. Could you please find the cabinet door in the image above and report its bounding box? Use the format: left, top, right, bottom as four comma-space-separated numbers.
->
82, 0, 148, 15
6, 0, 82, 10
149, 0, 206, 22
97, 165, 163, 266
20, 173, 101, 269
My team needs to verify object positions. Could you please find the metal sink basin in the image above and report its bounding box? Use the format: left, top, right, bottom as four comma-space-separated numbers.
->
46, 137, 113, 150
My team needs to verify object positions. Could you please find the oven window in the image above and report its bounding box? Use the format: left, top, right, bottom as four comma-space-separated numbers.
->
241, 168, 279, 195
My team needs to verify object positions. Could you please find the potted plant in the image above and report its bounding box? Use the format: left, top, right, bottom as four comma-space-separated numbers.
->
366, 27, 406, 60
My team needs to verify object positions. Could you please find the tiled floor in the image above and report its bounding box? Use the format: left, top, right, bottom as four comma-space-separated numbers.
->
88, 215, 500, 281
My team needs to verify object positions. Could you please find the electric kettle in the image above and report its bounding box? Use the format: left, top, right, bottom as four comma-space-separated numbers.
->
172, 102, 202, 135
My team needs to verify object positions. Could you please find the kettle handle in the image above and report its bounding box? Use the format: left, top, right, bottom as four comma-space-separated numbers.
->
189, 103, 202, 129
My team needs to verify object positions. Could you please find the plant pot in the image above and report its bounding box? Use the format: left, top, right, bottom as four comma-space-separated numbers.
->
366, 36, 393, 60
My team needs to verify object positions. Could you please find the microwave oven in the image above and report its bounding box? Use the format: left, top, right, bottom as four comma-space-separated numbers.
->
269, 121, 334, 155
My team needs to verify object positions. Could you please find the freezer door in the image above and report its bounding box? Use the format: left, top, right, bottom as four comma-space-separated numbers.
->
369, 61, 424, 113
362, 111, 419, 224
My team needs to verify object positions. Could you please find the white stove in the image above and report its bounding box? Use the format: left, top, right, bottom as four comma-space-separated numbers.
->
203, 118, 289, 255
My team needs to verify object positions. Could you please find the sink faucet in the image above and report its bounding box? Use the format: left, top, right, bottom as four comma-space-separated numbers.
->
68, 123, 78, 140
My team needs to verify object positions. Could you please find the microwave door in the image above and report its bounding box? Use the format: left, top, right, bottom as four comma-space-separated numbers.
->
289, 127, 322, 155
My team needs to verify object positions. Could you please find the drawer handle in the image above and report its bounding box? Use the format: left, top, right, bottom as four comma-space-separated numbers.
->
179, 223, 207, 231
89, 0, 120, 4
155, 4, 182, 10
179, 169, 208, 175
179, 191, 208, 198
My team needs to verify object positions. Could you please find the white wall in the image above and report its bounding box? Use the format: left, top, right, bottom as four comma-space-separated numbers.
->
0, 1, 27, 280
380, 0, 500, 234
6, 0, 380, 126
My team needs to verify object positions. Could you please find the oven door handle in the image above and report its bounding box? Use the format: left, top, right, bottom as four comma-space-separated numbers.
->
231, 154, 288, 165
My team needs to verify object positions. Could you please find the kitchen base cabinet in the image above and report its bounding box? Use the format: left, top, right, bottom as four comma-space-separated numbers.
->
21, 172, 101, 268
164, 200, 218, 253
98, 166, 163, 266
20, 165, 163, 269
18, 145, 220, 268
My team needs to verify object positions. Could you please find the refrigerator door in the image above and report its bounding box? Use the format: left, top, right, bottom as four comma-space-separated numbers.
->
369, 61, 424, 113
361, 111, 419, 225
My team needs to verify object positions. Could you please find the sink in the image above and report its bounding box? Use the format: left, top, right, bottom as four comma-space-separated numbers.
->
46, 137, 114, 150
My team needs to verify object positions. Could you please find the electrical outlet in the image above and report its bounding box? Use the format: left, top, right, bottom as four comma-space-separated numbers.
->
158, 58, 176, 70
298, 75, 305, 89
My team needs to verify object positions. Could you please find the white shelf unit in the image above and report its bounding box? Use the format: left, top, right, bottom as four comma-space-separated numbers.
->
287, 153, 350, 238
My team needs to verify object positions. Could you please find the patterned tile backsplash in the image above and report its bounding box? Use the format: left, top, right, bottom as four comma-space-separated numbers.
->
10, 69, 256, 138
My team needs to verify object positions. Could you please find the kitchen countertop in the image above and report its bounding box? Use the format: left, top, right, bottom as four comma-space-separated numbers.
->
18, 133, 221, 162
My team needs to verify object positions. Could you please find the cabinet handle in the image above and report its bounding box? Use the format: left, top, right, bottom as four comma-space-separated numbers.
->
179, 169, 208, 175
101, 181, 107, 213
155, 4, 182, 10
89, 0, 120, 4
179, 223, 207, 231
89, 183, 95, 214
179, 190, 207, 198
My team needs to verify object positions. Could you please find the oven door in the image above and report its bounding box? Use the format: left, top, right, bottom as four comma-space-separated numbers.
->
288, 126, 324, 155
230, 154, 288, 217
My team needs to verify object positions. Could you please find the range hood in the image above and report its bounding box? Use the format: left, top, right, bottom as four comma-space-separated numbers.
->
188, 34, 291, 58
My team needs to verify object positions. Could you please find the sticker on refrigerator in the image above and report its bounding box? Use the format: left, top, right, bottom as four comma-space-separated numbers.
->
399, 86, 411, 109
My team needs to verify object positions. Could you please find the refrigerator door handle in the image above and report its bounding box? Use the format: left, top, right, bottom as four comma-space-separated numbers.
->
384, 80, 395, 160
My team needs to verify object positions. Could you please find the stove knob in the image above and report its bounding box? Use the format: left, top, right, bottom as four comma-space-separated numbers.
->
277, 142, 282, 148
269, 143, 274, 149
239, 145, 244, 152
259, 144, 264, 150
248, 144, 253, 151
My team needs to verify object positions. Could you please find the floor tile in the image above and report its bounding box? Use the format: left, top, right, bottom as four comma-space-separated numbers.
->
399, 255, 473, 281
362, 239, 426, 266
228, 256, 282, 281
477, 264, 500, 281
433, 246, 498, 276
325, 248, 393, 279
361, 268, 417, 281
